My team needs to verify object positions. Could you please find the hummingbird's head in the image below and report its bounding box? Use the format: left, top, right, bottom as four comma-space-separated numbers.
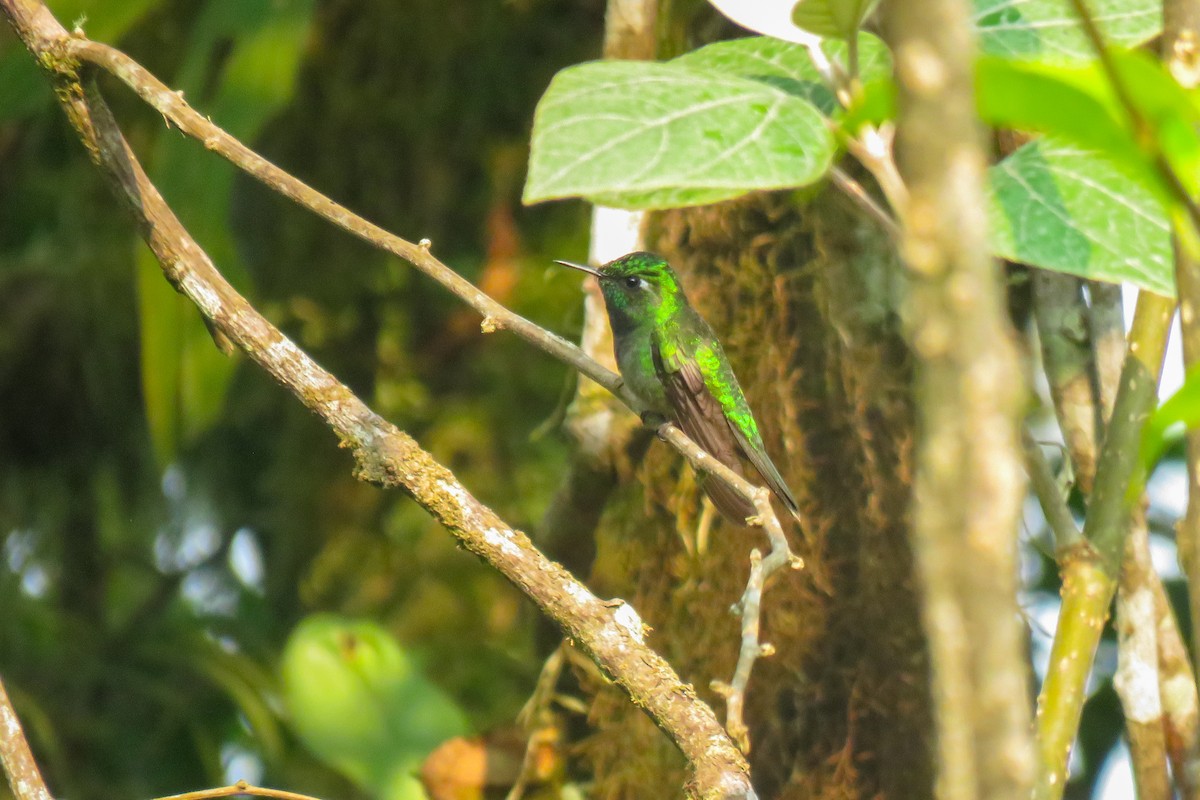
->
555, 251, 686, 329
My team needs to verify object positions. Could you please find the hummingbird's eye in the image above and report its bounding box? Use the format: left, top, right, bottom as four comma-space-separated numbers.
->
624, 276, 642, 289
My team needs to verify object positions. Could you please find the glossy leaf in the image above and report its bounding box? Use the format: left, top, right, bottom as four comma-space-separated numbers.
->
523, 60, 834, 209
138, 0, 315, 463
281, 615, 469, 800
674, 33, 890, 114
792, 0, 880, 39
973, 0, 1161, 60
987, 139, 1172, 296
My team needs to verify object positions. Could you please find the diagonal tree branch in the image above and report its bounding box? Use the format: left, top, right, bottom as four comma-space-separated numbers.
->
0, 1, 759, 796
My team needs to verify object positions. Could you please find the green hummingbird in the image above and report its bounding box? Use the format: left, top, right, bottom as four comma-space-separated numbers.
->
556, 251, 800, 525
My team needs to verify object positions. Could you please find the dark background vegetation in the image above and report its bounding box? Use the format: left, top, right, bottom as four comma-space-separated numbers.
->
0, 1, 1186, 799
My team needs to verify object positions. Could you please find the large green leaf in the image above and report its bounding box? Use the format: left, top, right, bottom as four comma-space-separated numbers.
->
138, 0, 315, 464
523, 60, 834, 209
987, 139, 1172, 296
673, 33, 890, 115
973, 0, 1161, 60
281, 615, 470, 800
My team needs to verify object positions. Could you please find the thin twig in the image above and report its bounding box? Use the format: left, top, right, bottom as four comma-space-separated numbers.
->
828, 165, 901, 240
1022, 430, 1083, 550
844, 124, 907, 214
0, 675, 53, 800
1032, 272, 1101, 489
657, 423, 802, 751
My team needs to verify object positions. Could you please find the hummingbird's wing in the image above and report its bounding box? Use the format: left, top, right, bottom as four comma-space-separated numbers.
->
651, 333, 756, 524
652, 330, 801, 525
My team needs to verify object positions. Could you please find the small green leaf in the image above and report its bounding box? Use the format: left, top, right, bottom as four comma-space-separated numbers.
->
973, 0, 1161, 60
1141, 367, 1200, 475
523, 60, 834, 209
673, 33, 890, 114
987, 139, 1172, 296
792, 0, 880, 39
281, 616, 469, 800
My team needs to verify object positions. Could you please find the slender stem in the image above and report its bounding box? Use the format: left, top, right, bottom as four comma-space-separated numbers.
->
1085, 294, 1175, 573
1034, 542, 1113, 800
1023, 430, 1083, 550
829, 165, 901, 240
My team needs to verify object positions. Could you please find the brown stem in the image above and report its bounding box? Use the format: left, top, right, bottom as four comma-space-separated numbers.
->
884, 0, 1035, 797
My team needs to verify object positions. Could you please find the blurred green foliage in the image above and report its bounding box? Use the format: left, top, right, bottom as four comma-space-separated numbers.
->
0, 0, 605, 798
281, 616, 468, 800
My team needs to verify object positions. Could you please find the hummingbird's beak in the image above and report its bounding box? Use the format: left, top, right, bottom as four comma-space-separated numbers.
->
554, 259, 603, 278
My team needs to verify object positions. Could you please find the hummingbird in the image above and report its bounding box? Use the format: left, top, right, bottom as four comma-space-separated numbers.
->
556, 251, 800, 525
